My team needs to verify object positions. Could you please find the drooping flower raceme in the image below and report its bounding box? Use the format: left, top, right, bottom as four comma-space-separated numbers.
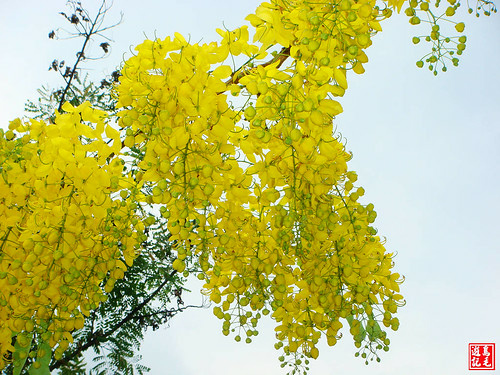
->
0, 103, 143, 367
113, 0, 404, 371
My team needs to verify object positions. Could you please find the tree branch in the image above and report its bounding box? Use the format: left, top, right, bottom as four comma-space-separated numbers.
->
226, 46, 291, 87
56, 1, 122, 112
56, 3, 104, 112
50, 270, 177, 371
133, 304, 204, 322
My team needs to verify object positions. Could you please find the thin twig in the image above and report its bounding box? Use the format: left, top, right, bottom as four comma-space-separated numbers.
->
50, 270, 178, 371
56, 1, 122, 112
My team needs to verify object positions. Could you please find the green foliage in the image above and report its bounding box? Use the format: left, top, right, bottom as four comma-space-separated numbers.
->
27, 343, 51, 375
57, 355, 86, 375
12, 334, 32, 375
51, 228, 189, 374
24, 73, 118, 122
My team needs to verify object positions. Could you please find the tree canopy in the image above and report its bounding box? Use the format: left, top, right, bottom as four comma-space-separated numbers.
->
0, 0, 495, 373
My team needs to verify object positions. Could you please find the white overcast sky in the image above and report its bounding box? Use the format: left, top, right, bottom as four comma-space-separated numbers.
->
1, 1, 499, 374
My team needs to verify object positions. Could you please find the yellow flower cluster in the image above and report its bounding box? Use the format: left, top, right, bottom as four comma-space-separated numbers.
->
116, 33, 251, 274
0, 103, 143, 367
247, 0, 389, 74
0, 0, 488, 370
115, 0, 404, 370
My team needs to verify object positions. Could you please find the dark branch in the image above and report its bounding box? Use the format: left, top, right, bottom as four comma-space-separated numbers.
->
50, 270, 178, 371
55, 1, 121, 112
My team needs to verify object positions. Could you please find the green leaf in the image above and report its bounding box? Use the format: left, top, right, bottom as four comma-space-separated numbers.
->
28, 342, 51, 375
366, 320, 383, 340
355, 324, 366, 343
12, 333, 33, 375
346, 314, 353, 326
346, 314, 366, 342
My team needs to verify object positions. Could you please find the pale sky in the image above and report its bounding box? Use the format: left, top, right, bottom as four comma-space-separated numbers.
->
1, 1, 499, 374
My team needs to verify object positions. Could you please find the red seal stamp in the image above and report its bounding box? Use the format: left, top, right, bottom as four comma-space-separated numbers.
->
469, 343, 495, 370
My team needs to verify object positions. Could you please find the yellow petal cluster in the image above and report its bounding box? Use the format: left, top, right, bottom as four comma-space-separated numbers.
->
0, 103, 143, 366
115, 0, 404, 370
